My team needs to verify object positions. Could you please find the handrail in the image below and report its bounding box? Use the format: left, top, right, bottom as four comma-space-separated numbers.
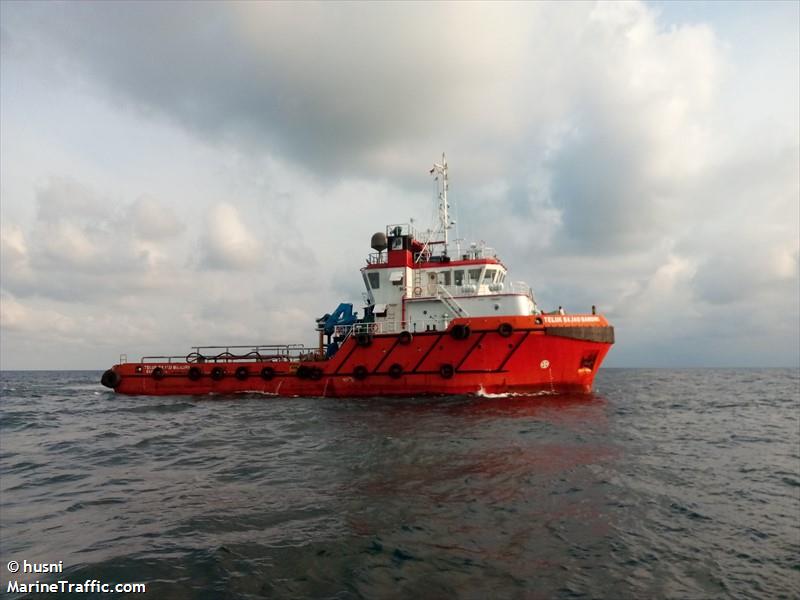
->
333, 320, 410, 338
133, 343, 323, 364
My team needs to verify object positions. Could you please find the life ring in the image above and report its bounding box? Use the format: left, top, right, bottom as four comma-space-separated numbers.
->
388, 363, 403, 379
260, 366, 275, 381
235, 366, 249, 381
497, 322, 513, 337
210, 366, 225, 381
188, 366, 202, 381
353, 365, 369, 380
439, 364, 455, 379
398, 331, 413, 345
100, 369, 121, 388
152, 367, 165, 381
356, 332, 373, 347
450, 324, 471, 340
413, 286, 423, 297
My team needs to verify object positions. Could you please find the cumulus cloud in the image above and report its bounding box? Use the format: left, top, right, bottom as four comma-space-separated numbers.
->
130, 196, 184, 241
199, 203, 263, 270
0, 1, 797, 368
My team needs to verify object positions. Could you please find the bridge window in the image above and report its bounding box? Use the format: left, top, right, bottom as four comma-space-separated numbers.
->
483, 269, 496, 284
454, 270, 464, 286
367, 272, 380, 289
468, 268, 482, 284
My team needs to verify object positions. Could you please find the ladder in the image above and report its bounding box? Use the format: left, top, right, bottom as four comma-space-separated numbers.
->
436, 285, 468, 318
413, 270, 423, 296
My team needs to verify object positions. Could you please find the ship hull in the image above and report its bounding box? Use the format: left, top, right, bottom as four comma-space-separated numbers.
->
104, 316, 613, 397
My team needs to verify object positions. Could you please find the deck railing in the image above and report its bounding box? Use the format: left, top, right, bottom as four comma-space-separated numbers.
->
131, 344, 323, 364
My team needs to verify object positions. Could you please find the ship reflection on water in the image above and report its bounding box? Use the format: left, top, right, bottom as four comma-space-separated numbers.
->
324, 393, 620, 595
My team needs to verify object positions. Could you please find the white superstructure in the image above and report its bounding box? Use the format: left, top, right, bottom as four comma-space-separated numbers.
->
361, 156, 539, 334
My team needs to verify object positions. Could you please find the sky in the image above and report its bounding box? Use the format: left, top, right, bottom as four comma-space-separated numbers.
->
0, 0, 798, 370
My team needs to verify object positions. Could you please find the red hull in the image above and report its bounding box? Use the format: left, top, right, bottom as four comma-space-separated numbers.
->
105, 316, 613, 397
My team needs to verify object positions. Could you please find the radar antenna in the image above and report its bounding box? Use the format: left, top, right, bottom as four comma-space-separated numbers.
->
429, 153, 453, 254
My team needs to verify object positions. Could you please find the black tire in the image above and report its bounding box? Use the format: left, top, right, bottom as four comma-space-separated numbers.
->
310, 367, 323, 381
388, 363, 403, 379
211, 367, 224, 381
261, 367, 275, 381
152, 367, 165, 381
439, 364, 455, 379
353, 365, 369, 380
235, 366, 249, 381
188, 366, 202, 381
356, 332, 373, 347
398, 331, 413, 345
450, 324, 471, 340
100, 369, 121, 389
498, 322, 513, 337
296, 365, 312, 379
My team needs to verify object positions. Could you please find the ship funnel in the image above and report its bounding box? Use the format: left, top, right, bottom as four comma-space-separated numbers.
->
370, 232, 388, 252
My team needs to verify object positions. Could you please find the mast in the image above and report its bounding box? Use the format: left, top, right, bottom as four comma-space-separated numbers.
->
430, 153, 452, 253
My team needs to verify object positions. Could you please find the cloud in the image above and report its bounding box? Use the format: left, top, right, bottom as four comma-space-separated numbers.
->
0, 1, 797, 368
130, 196, 184, 241
3, 1, 712, 190
1, 178, 190, 301
199, 203, 263, 270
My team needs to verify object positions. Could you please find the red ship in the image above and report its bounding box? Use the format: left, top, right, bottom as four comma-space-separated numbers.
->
101, 155, 614, 397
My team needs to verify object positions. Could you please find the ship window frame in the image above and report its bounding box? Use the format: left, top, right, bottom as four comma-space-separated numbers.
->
454, 270, 464, 286
367, 272, 380, 289
438, 270, 451, 286
468, 268, 483, 284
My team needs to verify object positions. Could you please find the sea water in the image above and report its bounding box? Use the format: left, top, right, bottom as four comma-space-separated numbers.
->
1, 369, 798, 599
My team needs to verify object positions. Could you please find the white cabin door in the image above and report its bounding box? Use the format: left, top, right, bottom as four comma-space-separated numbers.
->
427, 272, 437, 296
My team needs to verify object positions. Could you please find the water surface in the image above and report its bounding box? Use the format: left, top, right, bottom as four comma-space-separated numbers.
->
1, 369, 798, 598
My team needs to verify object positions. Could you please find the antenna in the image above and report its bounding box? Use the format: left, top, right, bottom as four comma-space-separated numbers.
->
429, 153, 453, 254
